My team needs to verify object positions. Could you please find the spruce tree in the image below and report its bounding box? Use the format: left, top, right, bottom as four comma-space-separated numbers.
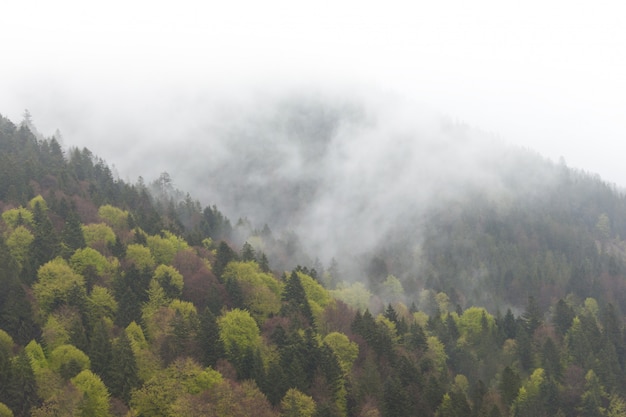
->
108, 332, 139, 404
197, 308, 224, 367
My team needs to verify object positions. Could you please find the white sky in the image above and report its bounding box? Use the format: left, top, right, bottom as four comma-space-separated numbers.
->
1, 0, 625, 186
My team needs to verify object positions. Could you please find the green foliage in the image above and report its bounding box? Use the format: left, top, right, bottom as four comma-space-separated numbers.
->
108, 331, 140, 403
223, 261, 282, 321
146, 231, 188, 265
457, 307, 495, 345
197, 308, 224, 367
131, 358, 222, 417
87, 286, 117, 323
34, 258, 86, 319
296, 271, 332, 319
4, 227, 34, 269
24, 340, 47, 372
8, 112, 626, 417
2, 208, 33, 228
125, 243, 156, 270
48, 344, 90, 378
218, 308, 261, 366
97, 204, 128, 231
69, 247, 114, 278
71, 370, 111, 417
330, 282, 371, 311
282, 271, 315, 326
281, 388, 316, 417
0, 402, 13, 417
153, 264, 184, 300
28, 195, 48, 212
82, 223, 116, 248
323, 332, 358, 374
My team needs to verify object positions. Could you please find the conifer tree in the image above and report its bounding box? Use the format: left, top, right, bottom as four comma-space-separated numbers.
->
30, 200, 59, 274
197, 307, 224, 367
60, 210, 86, 258
89, 319, 112, 380
281, 271, 314, 327
6, 352, 39, 417
214, 241, 237, 279
108, 332, 139, 403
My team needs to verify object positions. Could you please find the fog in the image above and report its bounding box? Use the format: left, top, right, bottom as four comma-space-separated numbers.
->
1, 0, 625, 284
10, 84, 564, 274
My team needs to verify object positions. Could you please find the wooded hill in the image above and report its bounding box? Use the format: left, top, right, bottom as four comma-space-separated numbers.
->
1, 112, 626, 416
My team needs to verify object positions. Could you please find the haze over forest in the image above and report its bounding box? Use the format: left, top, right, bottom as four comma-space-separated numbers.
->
2, 1, 626, 416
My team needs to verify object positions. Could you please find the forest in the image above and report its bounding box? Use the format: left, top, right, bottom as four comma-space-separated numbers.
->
2, 111, 626, 417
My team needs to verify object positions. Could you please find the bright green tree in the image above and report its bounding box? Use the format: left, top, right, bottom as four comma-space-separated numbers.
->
48, 344, 90, 379
97, 204, 128, 232
33, 258, 86, 318
82, 223, 115, 249
5, 226, 33, 271
218, 309, 261, 367
71, 370, 111, 417
1, 207, 33, 228
153, 264, 184, 300
125, 243, 156, 270
281, 388, 316, 417
323, 332, 358, 374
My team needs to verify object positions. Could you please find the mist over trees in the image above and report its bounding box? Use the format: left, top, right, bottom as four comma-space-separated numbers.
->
2, 98, 626, 417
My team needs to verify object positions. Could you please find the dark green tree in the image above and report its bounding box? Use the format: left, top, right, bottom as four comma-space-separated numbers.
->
383, 376, 412, 417
522, 296, 542, 335
553, 299, 575, 337
197, 307, 224, 367
214, 241, 237, 279
30, 200, 59, 275
60, 209, 86, 258
241, 242, 256, 262
89, 319, 112, 379
108, 331, 140, 403
6, 352, 39, 417
541, 337, 562, 381
499, 366, 521, 406
281, 271, 314, 327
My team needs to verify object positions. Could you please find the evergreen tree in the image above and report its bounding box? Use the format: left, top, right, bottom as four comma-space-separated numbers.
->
197, 307, 224, 367
499, 366, 520, 406
214, 241, 237, 279
258, 252, 270, 273
60, 209, 86, 258
281, 271, 314, 327
108, 331, 139, 403
553, 299, 575, 337
6, 352, 39, 417
502, 308, 517, 340
241, 242, 256, 262
384, 304, 398, 324
382, 376, 412, 417
30, 200, 59, 274
89, 319, 112, 380
522, 295, 542, 335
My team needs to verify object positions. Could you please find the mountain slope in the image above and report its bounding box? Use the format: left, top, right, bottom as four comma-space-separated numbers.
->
2, 108, 626, 417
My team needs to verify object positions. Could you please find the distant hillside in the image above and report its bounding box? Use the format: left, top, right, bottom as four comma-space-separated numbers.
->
131, 95, 626, 313
2, 108, 626, 417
